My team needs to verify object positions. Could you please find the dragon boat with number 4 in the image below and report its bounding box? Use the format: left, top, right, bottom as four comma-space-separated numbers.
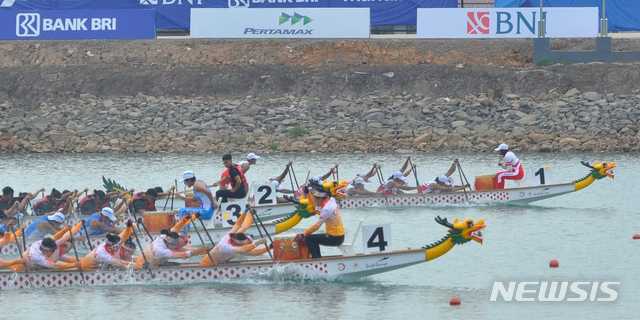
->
0, 216, 485, 290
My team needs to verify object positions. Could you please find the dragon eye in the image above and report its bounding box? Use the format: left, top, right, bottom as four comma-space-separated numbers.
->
467, 221, 473, 227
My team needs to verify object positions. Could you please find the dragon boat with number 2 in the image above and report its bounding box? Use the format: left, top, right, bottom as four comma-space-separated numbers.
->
0, 216, 485, 290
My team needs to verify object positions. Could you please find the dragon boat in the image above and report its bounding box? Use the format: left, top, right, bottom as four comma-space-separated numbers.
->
253, 161, 616, 210
0, 216, 485, 290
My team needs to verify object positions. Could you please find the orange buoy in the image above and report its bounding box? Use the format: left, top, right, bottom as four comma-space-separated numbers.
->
633, 234, 640, 240
549, 259, 559, 268
449, 296, 461, 306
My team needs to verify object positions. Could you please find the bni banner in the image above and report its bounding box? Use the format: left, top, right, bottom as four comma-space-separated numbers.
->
191, 8, 370, 38
0, 9, 156, 40
417, 7, 598, 38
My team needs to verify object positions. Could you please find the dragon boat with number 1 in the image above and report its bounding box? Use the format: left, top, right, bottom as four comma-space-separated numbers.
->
0, 216, 485, 290
251, 161, 616, 210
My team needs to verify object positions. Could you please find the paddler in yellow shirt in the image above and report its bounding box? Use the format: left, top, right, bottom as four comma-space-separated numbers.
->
295, 179, 345, 258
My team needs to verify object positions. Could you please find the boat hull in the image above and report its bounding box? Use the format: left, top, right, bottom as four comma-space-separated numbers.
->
0, 249, 425, 290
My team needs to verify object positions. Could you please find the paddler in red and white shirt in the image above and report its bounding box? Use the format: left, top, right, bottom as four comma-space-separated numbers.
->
494, 143, 525, 189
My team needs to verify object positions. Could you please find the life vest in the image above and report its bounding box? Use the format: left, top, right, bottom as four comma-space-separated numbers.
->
132, 192, 156, 212
23, 216, 50, 241
220, 164, 249, 192
79, 195, 108, 215
33, 196, 57, 215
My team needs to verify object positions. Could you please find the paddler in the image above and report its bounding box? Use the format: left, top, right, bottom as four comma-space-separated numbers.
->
131, 187, 173, 214
0, 211, 20, 247
82, 207, 121, 237
200, 209, 269, 267
32, 189, 70, 215
494, 143, 525, 189
24, 236, 80, 270
23, 211, 66, 242
346, 163, 379, 196
377, 171, 418, 195
268, 161, 296, 202
78, 190, 110, 215
214, 154, 249, 202
239, 152, 261, 173
178, 171, 216, 222
79, 220, 136, 270
135, 229, 209, 269
294, 179, 345, 258
419, 159, 469, 193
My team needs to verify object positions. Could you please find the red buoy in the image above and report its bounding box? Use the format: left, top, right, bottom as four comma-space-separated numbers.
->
633, 234, 640, 240
449, 296, 461, 306
549, 259, 559, 268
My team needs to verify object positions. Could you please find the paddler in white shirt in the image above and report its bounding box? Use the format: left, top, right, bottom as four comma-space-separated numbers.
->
494, 143, 525, 189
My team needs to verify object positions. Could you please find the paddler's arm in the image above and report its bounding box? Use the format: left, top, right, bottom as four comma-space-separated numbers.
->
119, 221, 134, 242
302, 220, 323, 237
362, 163, 378, 181
91, 220, 121, 234
272, 162, 293, 184
232, 211, 253, 234
170, 216, 192, 234
320, 166, 337, 181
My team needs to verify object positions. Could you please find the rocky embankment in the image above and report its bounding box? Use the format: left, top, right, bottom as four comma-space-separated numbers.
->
0, 40, 639, 153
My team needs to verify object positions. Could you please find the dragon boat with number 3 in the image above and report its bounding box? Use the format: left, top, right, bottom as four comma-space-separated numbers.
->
0, 216, 485, 290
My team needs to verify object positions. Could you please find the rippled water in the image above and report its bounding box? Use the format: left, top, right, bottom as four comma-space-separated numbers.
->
0, 152, 638, 320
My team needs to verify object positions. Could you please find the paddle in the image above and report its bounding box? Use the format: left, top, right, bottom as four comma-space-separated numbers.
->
288, 163, 296, 194
189, 216, 216, 266
81, 220, 94, 251
67, 226, 85, 285
335, 164, 340, 181
249, 207, 273, 259
408, 158, 421, 192
131, 221, 154, 277
250, 206, 274, 251
10, 226, 29, 273
197, 215, 217, 247
131, 209, 153, 241
456, 160, 470, 202
171, 180, 177, 210
290, 163, 299, 189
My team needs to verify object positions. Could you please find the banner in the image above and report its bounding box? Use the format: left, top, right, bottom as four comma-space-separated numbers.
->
191, 8, 370, 38
495, 0, 640, 32
0, 9, 156, 40
417, 7, 599, 38
0, 0, 456, 30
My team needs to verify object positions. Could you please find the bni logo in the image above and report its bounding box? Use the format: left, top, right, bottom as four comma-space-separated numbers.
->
467, 11, 490, 35
16, 13, 40, 37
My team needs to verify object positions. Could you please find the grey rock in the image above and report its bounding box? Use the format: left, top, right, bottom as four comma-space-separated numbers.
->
582, 92, 602, 101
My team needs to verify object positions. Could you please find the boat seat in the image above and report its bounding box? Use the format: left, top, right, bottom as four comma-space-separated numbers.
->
338, 219, 364, 256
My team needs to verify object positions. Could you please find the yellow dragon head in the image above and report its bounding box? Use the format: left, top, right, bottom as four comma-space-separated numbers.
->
434, 216, 486, 245
581, 161, 616, 180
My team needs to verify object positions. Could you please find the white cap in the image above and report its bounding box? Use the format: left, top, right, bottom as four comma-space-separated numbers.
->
494, 143, 509, 151
352, 176, 366, 186
435, 175, 453, 186
100, 207, 117, 222
182, 170, 195, 181
391, 171, 408, 183
47, 212, 65, 223
246, 153, 260, 161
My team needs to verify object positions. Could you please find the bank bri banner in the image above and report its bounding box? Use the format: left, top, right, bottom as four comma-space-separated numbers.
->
417, 7, 598, 38
191, 8, 370, 38
0, 9, 156, 40
0, 0, 457, 30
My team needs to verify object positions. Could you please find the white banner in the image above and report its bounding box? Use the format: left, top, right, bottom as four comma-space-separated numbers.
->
191, 8, 370, 39
417, 7, 598, 39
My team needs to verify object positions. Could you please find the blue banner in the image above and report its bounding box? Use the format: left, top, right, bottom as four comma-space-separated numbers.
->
495, 0, 640, 32
0, 9, 156, 40
0, 0, 457, 30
